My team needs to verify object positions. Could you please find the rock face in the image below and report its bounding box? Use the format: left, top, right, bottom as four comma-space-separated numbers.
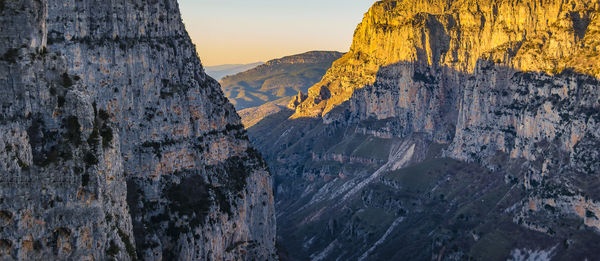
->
0, 0, 276, 260
249, 0, 600, 260
220, 51, 344, 110
303, 0, 600, 208
293, 0, 600, 118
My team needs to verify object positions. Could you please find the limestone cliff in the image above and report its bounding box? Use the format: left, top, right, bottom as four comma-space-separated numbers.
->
0, 0, 276, 260
293, 0, 600, 208
293, 0, 600, 118
251, 0, 600, 260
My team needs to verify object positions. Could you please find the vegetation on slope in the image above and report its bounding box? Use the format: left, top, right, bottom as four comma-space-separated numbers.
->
220, 51, 343, 110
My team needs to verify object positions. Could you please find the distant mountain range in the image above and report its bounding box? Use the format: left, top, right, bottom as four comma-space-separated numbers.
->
220, 51, 344, 110
205, 62, 264, 81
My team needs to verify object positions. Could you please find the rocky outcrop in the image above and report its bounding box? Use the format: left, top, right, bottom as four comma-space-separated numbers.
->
287, 91, 308, 110
0, 0, 276, 260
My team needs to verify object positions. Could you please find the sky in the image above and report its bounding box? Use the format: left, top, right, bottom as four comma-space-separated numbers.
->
178, 0, 376, 66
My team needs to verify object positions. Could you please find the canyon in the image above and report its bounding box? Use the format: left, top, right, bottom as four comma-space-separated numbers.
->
2, 0, 600, 260
242, 0, 600, 260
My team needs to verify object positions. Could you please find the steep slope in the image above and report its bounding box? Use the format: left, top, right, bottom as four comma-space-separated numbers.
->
237, 97, 293, 129
220, 51, 344, 110
0, 0, 275, 260
205, 62, 264, 81
250, 0, 600, 260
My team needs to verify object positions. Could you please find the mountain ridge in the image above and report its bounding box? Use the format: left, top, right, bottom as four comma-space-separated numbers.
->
205, 62, 264, 81
220, 51, 344, 110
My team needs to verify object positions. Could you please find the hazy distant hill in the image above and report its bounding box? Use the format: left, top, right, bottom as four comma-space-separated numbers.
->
220, 51, 344, 110
205, 62, 264, 81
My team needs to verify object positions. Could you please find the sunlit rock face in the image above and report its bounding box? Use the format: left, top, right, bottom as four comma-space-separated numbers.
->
297, 0, 600, 175
293, 0, 600, 207
0, 0, 276, 260
294, 0, 600, 118
252, 0, 600, 260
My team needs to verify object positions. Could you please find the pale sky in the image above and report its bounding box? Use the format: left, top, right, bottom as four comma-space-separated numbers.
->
178, 0, 376, 66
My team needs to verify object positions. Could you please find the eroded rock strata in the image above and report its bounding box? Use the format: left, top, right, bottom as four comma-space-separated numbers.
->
0, 0, 275, 260
249, 0, 600, 260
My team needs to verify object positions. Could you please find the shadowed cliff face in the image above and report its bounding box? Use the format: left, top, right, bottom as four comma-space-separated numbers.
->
250, 62, 600, 261
244, 0, 600, 260
0, 0, 276, 260
329, 60, 600, 182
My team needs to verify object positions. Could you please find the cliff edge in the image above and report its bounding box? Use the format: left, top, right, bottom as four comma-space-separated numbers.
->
0, 0, 276, 260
